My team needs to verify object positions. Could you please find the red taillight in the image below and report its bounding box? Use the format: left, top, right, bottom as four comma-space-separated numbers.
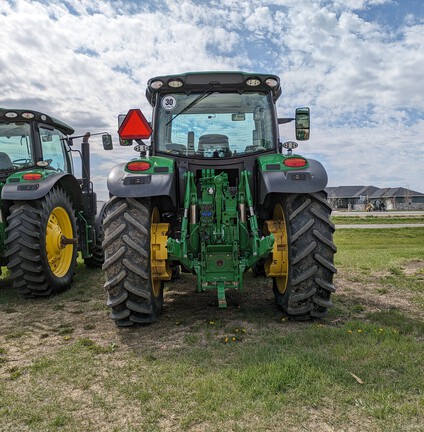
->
22, 173, 42, 180
126, 161, 151, 171
283, 158, 307, 168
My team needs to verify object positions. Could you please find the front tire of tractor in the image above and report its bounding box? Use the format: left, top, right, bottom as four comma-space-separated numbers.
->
5, 188, 78, 297
102, 197, 164, 327
270, 191, 337, 319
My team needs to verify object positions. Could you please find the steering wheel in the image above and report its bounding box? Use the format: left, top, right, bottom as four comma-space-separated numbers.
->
12, 158, 32, 165
204, 147, 231, 158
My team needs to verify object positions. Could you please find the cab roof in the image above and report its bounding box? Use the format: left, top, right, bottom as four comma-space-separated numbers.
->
145, 71, 282, 106
0, 108, 75, 135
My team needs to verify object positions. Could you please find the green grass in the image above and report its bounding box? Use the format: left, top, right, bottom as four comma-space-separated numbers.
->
332, 215, 424, 224
1, 321, 422, 431
335, 227, 424, 271
0, 228, 423, 431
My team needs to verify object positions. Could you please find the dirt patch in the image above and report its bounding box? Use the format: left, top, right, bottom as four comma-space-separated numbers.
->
333, 262, 424, 322
112, 271, 288, 353
0, 271, 283, 373
402, 259, 424, 276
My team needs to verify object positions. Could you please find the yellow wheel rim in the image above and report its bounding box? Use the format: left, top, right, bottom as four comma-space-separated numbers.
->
150, 208, 171, 297
150, 208, 161, 297
264, 203, 289, 294
46, 206, 74, 277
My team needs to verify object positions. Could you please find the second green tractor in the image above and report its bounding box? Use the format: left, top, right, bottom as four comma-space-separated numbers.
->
0, 108, 109, 297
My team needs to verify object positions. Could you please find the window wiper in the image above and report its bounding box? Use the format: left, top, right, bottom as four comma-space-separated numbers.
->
165, 84, 216, 126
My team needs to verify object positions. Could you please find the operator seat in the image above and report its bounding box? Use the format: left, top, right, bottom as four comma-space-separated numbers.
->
198, 134, 229, 154
0, 152, 13, 170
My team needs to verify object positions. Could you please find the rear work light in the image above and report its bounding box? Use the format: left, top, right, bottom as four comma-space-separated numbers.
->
126, 161, 151, 171
22, 173, 42, 180
246, 77, 261, 86
283, 158, 307, 168
168, 79, 183, 88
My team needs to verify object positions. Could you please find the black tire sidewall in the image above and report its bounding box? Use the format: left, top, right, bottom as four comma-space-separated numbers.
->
267, 192, 336, 319
102, 197, 164, 326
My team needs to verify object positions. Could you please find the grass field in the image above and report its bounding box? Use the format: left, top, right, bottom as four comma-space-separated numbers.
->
0, 228, 423, 431
332, 215, 424, 225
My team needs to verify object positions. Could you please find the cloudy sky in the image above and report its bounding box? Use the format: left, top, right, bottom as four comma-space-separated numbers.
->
1, 0, 423, 200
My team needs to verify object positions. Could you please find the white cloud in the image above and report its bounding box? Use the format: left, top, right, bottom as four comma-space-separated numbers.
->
244, 6, 274, 32
333, 0, 393, 11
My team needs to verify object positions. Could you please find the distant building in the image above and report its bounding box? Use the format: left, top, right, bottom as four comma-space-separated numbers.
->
326, 186, 424, 211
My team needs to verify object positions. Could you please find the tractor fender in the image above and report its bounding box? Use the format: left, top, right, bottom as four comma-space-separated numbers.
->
258, 158, 328, 205
2, 173, 83, 211
106, 162, 177, 207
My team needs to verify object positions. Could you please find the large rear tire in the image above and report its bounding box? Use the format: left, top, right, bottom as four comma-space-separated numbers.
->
270, 191, 337, 319
5, 188, 78, 297
102, 197, 164, 327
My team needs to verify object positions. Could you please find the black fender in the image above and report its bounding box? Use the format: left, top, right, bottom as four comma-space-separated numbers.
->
258, 158, 328, 205
106, 162, 177, 207
2, 172, 83, 211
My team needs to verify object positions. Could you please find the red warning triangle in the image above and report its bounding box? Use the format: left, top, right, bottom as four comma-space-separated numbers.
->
118, 109, 152, 140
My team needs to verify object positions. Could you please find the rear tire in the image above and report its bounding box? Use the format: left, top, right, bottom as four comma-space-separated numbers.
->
102, 197, 164, 327
270, 191, 337, 319
5, 188, 78, 297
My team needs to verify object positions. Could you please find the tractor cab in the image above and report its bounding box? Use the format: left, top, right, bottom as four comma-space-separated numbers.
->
0, 109, 75, 182
118, 72, 310, 159
153, 90, 277, 159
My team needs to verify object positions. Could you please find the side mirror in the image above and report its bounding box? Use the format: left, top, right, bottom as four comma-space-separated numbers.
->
102, 133, 113, 150
295, 107, 310, 141
118, 113, 133, 146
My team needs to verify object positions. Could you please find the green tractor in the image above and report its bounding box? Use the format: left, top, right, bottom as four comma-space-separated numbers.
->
102, 72, 336, 327
0, 108, 111, 297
